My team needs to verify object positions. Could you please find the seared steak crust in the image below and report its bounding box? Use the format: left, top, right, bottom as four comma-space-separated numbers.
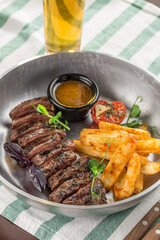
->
42, 151, 77, 178
63, 179, 107, 205
10, 121, 47, 142
12, 112, 53, 129
9, 97, 107, 206
24, 130, 66, 158
31, 139, 76, 167
49, 172, 91, 203
10, 96, 53, 120
48, 156, 90, 190
18, 128, 59, 148
26, 135, 62, 159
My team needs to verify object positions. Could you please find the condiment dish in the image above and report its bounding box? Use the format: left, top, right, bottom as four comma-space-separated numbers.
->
47, 73, 99, 121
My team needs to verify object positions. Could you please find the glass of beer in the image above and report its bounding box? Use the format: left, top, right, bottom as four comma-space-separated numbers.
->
43, 0, 85, 53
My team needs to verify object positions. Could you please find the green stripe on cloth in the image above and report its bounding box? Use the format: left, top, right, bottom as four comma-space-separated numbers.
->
83, 0, 146, 51
0, 14, 43, 62
148, 55, 160, 76
37, 0, 111, 55
34, 215, 73, 240
84, 206, 136, 240
2, 199, 30, 222
119, 16, 160, 60
37, 47, 46, 55
84, 0, 111, 23
0, 0, 31, 28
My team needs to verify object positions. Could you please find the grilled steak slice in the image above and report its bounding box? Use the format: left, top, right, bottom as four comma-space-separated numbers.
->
63, 179, 107, 205
18, 128, 59, 148
42, 151, 77, 178
12, 111, 54, 129
10, 121, 47, 142
10, 97, 53, 120
49, 172, 91, 203
48, 156, 90, 190
25, 130, 66, 159
31, 139, 76, 167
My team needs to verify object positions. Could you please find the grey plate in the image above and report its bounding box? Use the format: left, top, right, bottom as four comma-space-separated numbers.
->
0, 51, 159, 217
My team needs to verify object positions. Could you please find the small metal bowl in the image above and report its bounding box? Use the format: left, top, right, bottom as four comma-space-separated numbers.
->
47, 73, 99, 121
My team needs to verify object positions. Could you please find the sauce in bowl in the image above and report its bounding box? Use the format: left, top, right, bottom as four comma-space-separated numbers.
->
55, 80, 93, 108
48, 73, 99, 121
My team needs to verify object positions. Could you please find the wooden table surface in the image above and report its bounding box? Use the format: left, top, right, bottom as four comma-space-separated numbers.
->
1, 1, 160, 239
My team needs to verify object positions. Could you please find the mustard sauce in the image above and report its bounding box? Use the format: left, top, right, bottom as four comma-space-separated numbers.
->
55, 80, 93, 108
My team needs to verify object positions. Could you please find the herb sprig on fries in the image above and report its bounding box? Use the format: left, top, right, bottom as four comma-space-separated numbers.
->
88, 141, 111, 200
121, 95, 143, 128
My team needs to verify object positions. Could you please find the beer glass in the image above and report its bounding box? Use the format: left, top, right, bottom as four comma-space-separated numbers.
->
43, 0, 85, 52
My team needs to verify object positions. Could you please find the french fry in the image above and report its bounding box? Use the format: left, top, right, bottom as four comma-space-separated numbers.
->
136, 138, 160, 154
114, 169, 126, 198
100, 135, 137, 190
99, 121, 151, 140
138, 154, 148, 166
81, 135, 149, 166
140, 161, 160, 175
73, 139, 114, 160
134, 173, 143, 194
80, 132, 125, 150
114, 153, 141, 199
80, 128, 129, 138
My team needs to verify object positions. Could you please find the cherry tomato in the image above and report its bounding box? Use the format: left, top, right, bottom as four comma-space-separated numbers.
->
91, 100, 127, 124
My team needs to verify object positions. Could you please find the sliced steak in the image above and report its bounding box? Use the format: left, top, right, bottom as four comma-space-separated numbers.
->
63, 179, 107, 205
48, 156, 90, 190
10, 121, 47, 142
31, 139, 76, 167
25, 131, 66, 159
49, 172, 91, 203
18, 128, 59, 148
42, 151, 77, 178
12, 111, 54, 129
10, 96, 53, 120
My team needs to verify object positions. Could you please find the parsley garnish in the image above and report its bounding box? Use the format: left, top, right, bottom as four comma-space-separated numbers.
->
121, 96, 143, 128
88, 141, 110, 201
32, 104, 70, 131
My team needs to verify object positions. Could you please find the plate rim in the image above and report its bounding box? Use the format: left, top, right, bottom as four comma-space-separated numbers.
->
0, 51, 160, 210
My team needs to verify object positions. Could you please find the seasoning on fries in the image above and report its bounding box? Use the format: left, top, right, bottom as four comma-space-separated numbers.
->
114, 153, 141, 199
100, 135, 137, 190
73, 121, 160, 200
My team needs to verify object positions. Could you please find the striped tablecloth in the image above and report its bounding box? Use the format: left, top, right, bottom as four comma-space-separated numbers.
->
0, 0, 160, 239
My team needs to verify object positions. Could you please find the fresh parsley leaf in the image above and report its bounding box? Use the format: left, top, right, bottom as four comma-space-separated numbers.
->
122, 120, 142, 128
88, 140, 111, 202
88, 158, 99, 170
129, 105, 141, 118
91, 166, 98, 177
65, 120, 68, 126
49, 116, 55, 125
97, 163, 105, 173
55, 111, 61, 119
37, 104, 49, 115
32, 104, 70, 131
122, 95, 143, 129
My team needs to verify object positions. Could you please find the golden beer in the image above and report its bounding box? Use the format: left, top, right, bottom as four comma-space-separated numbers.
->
43, 0, 85, 52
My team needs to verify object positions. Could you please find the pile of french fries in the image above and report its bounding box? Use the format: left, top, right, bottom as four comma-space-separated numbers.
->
73, 121, 160, 200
